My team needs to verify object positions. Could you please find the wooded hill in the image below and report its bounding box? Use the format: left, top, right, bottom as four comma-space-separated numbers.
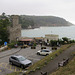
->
19, 15, 73, 29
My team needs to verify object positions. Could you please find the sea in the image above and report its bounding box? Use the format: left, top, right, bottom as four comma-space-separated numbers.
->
21, 26, 75, 40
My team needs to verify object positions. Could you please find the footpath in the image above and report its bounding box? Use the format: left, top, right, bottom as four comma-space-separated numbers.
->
28, 45, 75, 75
0, 48, 21, 59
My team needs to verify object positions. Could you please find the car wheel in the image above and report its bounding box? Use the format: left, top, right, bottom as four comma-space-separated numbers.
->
46, 54, 49, 56
37, 52, 40, 55
9, 61, 13, 65
20, 65, 24, 69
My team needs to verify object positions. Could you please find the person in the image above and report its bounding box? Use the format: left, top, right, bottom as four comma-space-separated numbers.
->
14, 44, 18, 48
40, 42, 42, 46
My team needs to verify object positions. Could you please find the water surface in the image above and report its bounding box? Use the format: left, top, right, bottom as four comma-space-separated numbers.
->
21, 26, 75, 39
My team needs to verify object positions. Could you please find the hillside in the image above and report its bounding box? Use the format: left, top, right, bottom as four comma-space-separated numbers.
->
50, 56, 75, 75
19, 15, 73, 29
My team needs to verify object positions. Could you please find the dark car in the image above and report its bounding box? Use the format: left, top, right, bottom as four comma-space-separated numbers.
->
21, 45, 28, 49
9, 55, 32, 69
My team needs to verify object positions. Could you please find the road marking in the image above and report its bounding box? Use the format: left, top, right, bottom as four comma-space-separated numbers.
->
0, 70, 1, 72
20, 68, 22, 72
0, 63, 4, 67
14, 66, 17, 72
9, 65, 13, 71
0, 62, 26, 72
5, 63, 7, 68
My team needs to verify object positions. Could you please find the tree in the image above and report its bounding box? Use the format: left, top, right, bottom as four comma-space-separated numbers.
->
0, 18, 10, 45
50, 40, 57, 46
62, 37, 69, 44
2, 12, 5, 16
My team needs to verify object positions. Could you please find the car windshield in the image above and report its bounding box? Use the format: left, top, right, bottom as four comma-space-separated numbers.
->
18, 56, 26, 61
42, 49, 50, 52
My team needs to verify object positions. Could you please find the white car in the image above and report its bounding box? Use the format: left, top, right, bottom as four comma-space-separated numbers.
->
37, 49, 52, 56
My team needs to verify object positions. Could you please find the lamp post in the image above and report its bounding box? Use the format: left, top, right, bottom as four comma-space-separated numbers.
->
16, 37, 19, 41
0, 39, 2, 47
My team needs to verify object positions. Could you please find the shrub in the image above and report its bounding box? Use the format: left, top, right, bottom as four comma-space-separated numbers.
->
8, 41, 19, 48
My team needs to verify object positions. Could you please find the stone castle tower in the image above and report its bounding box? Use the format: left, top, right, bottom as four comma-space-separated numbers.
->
8, 15, 21, 43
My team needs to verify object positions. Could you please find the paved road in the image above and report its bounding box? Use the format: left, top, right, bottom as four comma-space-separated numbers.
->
29, 45, 75, 75
0, 45, 52, 75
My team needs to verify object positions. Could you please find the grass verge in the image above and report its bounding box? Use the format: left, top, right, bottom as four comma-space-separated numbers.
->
50, 55, 75, 75
7, 72, 21, 75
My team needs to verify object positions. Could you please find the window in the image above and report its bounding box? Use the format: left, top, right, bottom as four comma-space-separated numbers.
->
18, 56, 26, 61
11, 57, 18, 61
42, 50, 49, 52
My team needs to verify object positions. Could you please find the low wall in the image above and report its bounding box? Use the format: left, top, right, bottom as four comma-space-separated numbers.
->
0, 46, 8, 51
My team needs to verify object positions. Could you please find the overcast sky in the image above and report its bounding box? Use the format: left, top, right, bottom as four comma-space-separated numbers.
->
0, 0, 75, 24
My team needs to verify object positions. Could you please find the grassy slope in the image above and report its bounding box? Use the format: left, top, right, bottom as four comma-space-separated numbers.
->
50, 56, 75, 75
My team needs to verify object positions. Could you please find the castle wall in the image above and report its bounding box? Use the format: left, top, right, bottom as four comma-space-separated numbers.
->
8, 15, 21, 43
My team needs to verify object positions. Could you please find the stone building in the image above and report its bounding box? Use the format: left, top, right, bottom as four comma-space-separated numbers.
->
8, 15, 21, 43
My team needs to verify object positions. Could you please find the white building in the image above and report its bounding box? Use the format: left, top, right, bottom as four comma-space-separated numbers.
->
44, 34, 59, 43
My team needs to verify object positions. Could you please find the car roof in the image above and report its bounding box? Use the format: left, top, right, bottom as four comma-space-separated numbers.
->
10, 55, 23, 58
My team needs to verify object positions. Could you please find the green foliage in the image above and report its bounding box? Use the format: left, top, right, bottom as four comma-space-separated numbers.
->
33, 43, 36, 47
50, 38, 75, 47
62, 37, 69, 43
0, 18, 10, 45
57, 39, 63, 44
7, 72, 20, 75
8, 42, 15, 48
69, 40, 75, 43
50, 57, 75, 75
19, 15, 72, 29
50, 40, 57, 46
19, 16, 34, 29
8, 41, 18, 48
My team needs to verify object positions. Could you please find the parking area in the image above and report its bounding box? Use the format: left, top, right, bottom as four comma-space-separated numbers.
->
16, 45, 53, 63
0, 45, 58, 75
0, 62, 26, 75
0, 62, 23, 72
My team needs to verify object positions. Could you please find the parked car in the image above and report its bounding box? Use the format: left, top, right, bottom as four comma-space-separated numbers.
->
37, 49, 52, 56
21, 45, 28, 48
41, 46, 46, 49
9, 55, 32, 69
52, 47, 57, 50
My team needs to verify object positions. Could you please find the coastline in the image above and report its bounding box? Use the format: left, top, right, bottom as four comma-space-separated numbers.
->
21, 25, 74, 30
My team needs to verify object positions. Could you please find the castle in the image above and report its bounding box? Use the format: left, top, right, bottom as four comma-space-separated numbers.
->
8, 15, 21, 43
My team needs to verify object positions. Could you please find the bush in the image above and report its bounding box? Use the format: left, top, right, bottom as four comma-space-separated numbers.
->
8, 41, 19, 48
8, 42, 15, 48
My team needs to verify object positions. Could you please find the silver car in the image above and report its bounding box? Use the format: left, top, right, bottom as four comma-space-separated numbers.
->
9, 55, 32, 69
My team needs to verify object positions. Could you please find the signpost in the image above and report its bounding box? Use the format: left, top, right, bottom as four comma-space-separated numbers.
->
4, 42, 7, 46
0, 39, 2, 46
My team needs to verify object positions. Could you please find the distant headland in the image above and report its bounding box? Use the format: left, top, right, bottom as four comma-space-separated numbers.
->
19, 15, 74, 29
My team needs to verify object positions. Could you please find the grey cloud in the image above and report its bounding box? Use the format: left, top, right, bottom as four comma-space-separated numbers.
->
0, 0, 75, 24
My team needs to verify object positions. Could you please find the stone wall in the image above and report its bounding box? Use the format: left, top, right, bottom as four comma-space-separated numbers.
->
8, 15, 21, 43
